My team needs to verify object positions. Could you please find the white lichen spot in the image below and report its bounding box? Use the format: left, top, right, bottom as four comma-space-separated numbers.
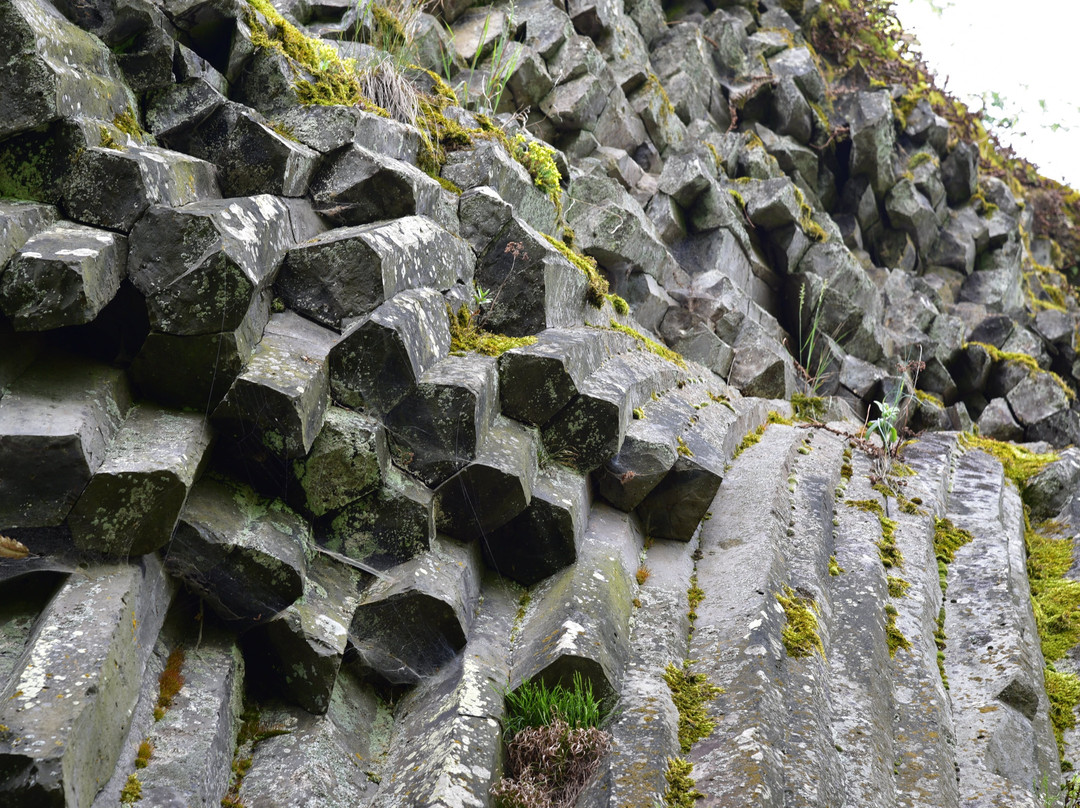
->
554, 619, 585, 654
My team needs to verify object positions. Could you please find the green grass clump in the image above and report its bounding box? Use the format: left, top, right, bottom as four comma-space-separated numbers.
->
448, 305, 536, 357
609, 320, 687, 369
663, 663, 723, 753
503, 672, 604, 741
777, 586, 824, 659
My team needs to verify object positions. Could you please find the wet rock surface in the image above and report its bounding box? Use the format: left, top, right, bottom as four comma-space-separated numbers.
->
2, 0, 1080, 803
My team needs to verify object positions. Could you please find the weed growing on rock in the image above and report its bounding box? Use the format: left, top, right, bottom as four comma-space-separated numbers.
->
777, 586, 824, 659
154, 646, 186, 721
663, 662, 723, 753
502, 673, 604, 740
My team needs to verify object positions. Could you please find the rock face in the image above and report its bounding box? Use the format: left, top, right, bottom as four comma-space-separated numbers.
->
2, 0, 1080, 804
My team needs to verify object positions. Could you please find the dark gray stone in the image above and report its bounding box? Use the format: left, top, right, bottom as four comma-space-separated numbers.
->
145, 78, 227, 139
0, 201, 59, 268
0, 0, 136, 139
0, 222, 125, 331
279, 216, 473, 331
1025, 449, 1080, 521
213, 311, 339, 460
483, 463, 587, 585
384, 354, 499, 487
68, 405, 213, 556
434, 416, 538, 538
130, 290, 271, 410
62, 145, 220, 233
246, 555, 360, 714
904, 98, 949, 154
320, 466, 434, 569
0, 356, 131, 527
290, 407, 387, 518
942, 141, 978, 206
728, 318, 796, 398
310, 143, 442, 226
1006, 372, 1070, 427
179, 102, 320, 197
843, 90, 896, 195
168, 476, 310, 628
129, 195, 304, 336
329, 287, 450, 413
885, 178, 938, 255
649, 23, 729, 128
349, 538, 480, 685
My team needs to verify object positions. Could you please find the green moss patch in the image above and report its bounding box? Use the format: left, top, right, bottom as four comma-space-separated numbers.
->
887, 576, 910, 598
448, 305, 536, 357
662, 757, 704, 808
959, 432, 1059, 489
884, 603, 911, 658
609, 320, 687, 368
845, 499, 902, 568
933, 516, 973, 565
964, 342, 1076, 402
829, 555, 844, 576
777, 585, 824, 659
663, 662, 723, 753
543, 234, 609, 308
733, 423, 766, 459
510, 134, 562, 213
791, 393, 827, 422
1046, 667, 1080, 758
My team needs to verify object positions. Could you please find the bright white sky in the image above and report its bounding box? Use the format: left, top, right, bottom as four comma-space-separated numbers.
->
892, 0, 1080, 189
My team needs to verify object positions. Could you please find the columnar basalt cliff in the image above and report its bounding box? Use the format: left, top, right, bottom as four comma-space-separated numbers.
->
3, 0, 1080, 805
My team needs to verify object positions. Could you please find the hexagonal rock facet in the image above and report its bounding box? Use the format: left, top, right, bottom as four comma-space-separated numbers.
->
128, 195, 294, 336
278, 216, 474, 331
0, 221, 126, 331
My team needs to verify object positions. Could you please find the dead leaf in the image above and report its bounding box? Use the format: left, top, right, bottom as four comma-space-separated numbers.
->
0, 535, 29, 559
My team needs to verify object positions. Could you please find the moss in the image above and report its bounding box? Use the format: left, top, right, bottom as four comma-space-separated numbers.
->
676, 436, 694, 458
829, 556, 844, 576
448, 305, 536, 357
663, 662, 723, 753
1046, 668, 1080, 758
608, 320, 687, 369
135, 739, 153, 769
662, 757, 704, 808
99, 126, 124, 151
1027, 521, 1080, 663
733, 424, 766, 458
607, 293, 630, 315
884, 603, 911, 657
727, 188, 746, 209
959, 432, 1059, 489
113, 108, 144, 138
543, 234, 609, 308
933, 516, 973, 565
840, 448, 853, 481
907, 151, 936, 169
635, 565, 650, 586
645, 72, 677, 121
777, 586, 824, 659
791, 393, 827, 422
793, 186, 827, 242
845, 499, 902, 568
707, 391, 735, 412
632, 407, 645, 420
687, 575, 704, 624
436, 175, 462, 194
887, 576, 910, 598
767, 410, 794, 426
934, 605, 949, 689
120, 774, 142, 804
912, 388, 943, 408
510, 134, 563, 213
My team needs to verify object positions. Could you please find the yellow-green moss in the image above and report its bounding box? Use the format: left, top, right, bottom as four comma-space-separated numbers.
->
448, 305, 536, 357
792, 393, 827, 422
662, 757, 704, 808
733, 423, 767, 459
120, 774, 142, 804
510, 134, 563, 213
632, 407, 645, 420
840, 448, 853, 481
884, 603, 911, 658
767, 410, 794, 426
607, 293, 630, 315
829, 555, 844, 576
135, 739, 153, 769
1046, 668, 1080, 758
846, 499, 903, 568
609, 320, 687, 369
663, 662, 723, 753
933, 516, 974, 565
543, 233, 609, 308
959, 432, 1059, 489
913, 388, 944, 408
887, 576, 910, 598
113, 108, 144, 138
777, 586, 824, 659
687, 575, 705, 624
676, 436, 694, 458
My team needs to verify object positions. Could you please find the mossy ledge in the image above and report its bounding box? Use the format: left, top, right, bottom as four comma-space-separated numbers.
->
777, 585, 825, 659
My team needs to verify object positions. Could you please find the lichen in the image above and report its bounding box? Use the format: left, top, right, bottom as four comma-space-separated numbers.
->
777, 586, 824, 659
663, 662, 723, 753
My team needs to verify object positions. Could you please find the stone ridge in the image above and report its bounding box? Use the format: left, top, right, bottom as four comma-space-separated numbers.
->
1, 0, 1080, 805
